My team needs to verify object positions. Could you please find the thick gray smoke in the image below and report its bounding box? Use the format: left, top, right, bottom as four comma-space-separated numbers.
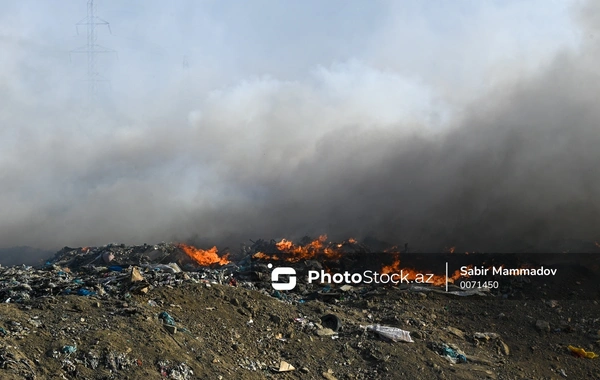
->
183, 53, 600, 252
1, 1, 598, 257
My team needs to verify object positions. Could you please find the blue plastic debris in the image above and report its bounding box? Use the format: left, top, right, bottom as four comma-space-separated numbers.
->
442, 345, 467, 363
0, 327, 7, 336
108, 265, 123, 272
61, 345, 77, 354
272, 290, 283, 299
77, 289, 96, 296
159, 311, 176, 326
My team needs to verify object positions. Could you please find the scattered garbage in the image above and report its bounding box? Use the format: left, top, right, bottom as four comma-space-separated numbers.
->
157, 360, 194, 379
0, 238, 595, 379
363, 324, 414, 343
143, 263, 183, 274
321, 314, 342, 332
159, 311, 176, 326
474, 332, 499, 340
272, 361, 295, 372
77, 288, 96, 296
568, 345, 598, 358
61, 345, 77, 355
102, 251, 115, 264
428, 342, 467, 363
130, 267, 145, 282
559, 368, 568, 377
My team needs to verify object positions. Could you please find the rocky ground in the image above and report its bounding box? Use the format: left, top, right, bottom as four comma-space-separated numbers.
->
0, 243, 599, 379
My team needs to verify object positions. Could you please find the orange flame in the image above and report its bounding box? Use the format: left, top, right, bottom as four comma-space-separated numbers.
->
178, 243, 230, 266
255, 236, 469, 287
381, 256, 465, 286
260, 235, 343, 262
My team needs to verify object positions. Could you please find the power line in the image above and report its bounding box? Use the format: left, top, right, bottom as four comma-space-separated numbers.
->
70, 0, 115, 105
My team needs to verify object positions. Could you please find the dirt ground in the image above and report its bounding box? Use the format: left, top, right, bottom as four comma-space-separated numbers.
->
1, 277, 600, 380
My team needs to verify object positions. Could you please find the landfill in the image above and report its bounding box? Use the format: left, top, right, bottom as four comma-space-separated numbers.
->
0, 239, 599, 379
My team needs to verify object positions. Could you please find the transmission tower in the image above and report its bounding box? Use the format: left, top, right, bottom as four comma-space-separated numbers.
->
71, 0, 115, 105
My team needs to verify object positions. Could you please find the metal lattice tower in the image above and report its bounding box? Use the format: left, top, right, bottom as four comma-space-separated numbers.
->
71, 0, 115, 104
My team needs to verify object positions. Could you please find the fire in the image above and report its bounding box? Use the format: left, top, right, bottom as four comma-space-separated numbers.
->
254, 236, 467, 287
253, 252, 280, 261
381, 255, 401, 274
381, 256, 465, 286
178, 243, 230, 266
260, 234, 343, 262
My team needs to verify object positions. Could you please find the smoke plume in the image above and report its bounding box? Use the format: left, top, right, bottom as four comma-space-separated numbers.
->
1, 1, 598, 256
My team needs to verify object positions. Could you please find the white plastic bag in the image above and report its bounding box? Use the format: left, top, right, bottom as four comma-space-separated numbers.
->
364, 324, 414, 343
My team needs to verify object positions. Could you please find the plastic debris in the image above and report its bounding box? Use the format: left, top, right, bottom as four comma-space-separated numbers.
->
321, 314, 342, 332
442, 346, 467, 363
157, 360, 194, 379
77, 288, 96, 296
61, 345, 77, 354
363, 324, 414, 343
271, 290, 283, 299
102, 251, 115, 263
428, 342, 467, 363
143, 263, 182, 273
568, 345, 598, 358
159, 311, 176, 326
130, 267, 144, 282
272, 361, 295, 372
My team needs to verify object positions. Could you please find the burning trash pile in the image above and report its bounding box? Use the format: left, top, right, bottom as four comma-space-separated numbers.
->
0, 242, 235, 304
0, 237, 457, 308
0, 237, 599, 379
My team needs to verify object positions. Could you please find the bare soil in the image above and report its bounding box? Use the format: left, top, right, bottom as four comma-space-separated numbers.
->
1, 279, 600, 379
